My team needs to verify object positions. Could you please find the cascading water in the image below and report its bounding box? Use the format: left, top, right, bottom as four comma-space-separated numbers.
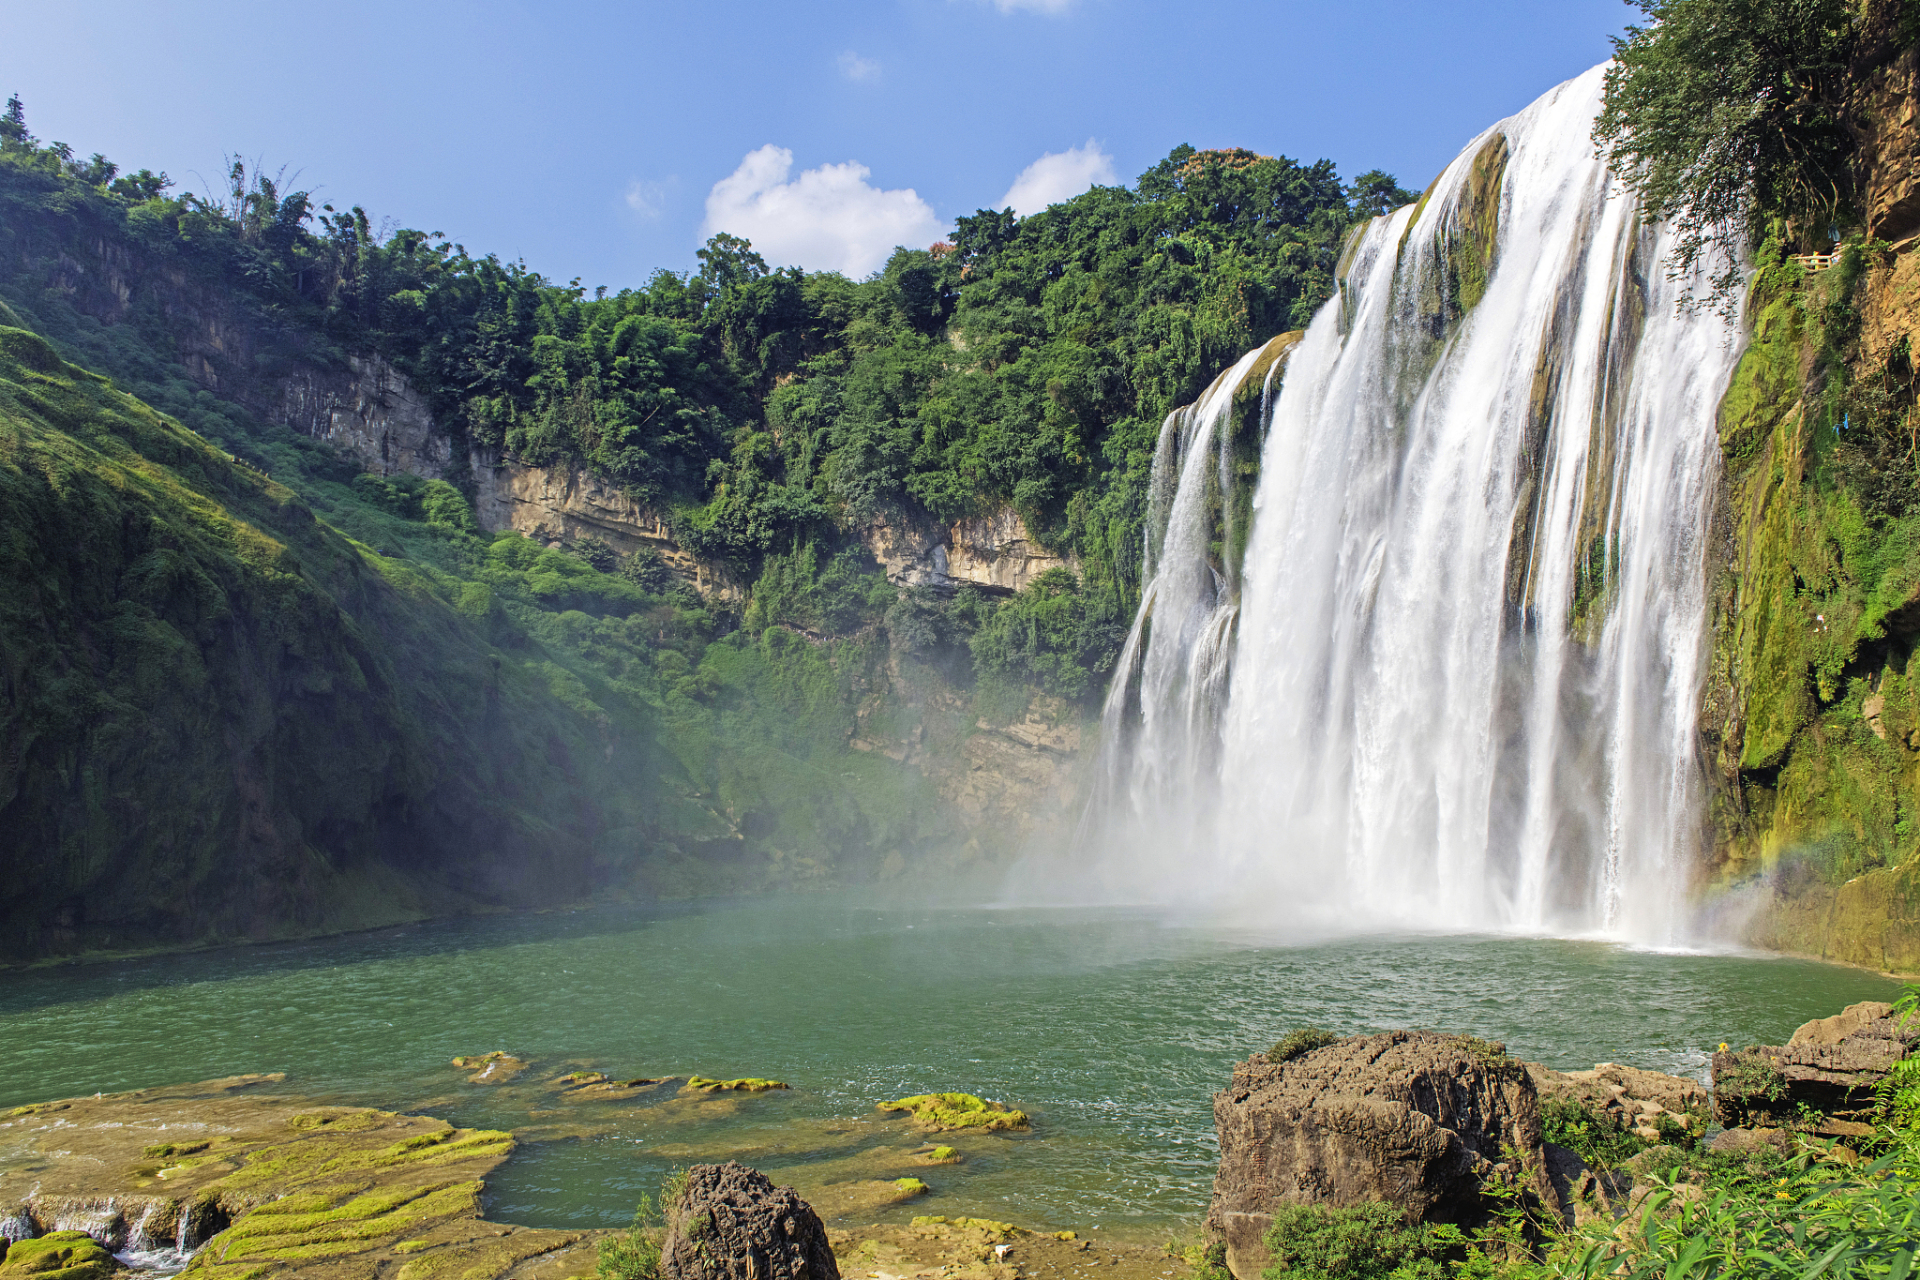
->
1069, 65, 1745, 944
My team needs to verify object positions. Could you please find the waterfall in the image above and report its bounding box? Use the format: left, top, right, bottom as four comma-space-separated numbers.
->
1072, 65, 1744, 943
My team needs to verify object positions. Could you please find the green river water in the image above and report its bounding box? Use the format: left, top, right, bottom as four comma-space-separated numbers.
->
0, 898, 1899, 1236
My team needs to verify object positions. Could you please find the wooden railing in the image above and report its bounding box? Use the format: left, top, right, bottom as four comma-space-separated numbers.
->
1789, 251, 1839, 271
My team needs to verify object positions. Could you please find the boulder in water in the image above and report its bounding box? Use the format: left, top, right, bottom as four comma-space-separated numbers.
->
452, 1052, 528, 1084
876, 1094, 1028, 1132
683, 1077, 789, 1094
1206, 1031, 1558, 1280
661, 1163, 838, 1280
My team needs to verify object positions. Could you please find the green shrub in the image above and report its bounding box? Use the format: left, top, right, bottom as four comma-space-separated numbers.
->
1261, 1203, 1455, 1280
968, 569, 1126, 702
597, 1192, 664, 1280
1267, 1028, 1341, 1064
1540, 1097, 1649, 1169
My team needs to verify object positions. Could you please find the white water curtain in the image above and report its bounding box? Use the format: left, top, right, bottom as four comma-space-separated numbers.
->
1057, 66, 1744, 944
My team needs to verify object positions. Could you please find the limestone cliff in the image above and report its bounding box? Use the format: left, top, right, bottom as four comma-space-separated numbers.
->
862, 508, 1077, 595
469, 449, 745, 599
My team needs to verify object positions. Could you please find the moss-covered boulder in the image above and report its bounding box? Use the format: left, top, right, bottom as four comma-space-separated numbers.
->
0, 1231, 118, 1280
683, 1077, 788, 1093
451, 1053, 527, 1084
877, 1094, 1029, 1132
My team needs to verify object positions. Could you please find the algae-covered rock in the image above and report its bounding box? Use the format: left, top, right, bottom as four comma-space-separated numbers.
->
919, 1146, 959, 1164
877, 1094, 1029, 1132
682, 1077, 788, 1094
451, 1053, 528, 1084
0, 1231, 117, 1280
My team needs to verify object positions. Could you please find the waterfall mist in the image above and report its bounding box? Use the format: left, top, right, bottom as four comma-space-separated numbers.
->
1047, 67, 1745, 944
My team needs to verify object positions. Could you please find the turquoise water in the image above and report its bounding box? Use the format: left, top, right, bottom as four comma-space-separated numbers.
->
0, 898, 1897, 1233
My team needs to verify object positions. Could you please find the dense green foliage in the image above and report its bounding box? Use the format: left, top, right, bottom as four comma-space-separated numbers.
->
1262, 1203, 1455, 1280
0, 107, 1410, 701
0, 307, 973, 957
1508, 1131, 1920, 1279
1595, 0, 1862, 297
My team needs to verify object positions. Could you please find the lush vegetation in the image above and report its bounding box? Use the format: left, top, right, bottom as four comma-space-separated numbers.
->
1594, 0, 1920, 945
0, 101, 1410, 699
1595, 0, 1865, 299
0, 307, 978, 956
0, 91, 1420, 955
1266, 1027, 1342, 1064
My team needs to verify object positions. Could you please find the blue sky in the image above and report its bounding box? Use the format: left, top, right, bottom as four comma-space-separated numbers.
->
7, 0, 1631, 286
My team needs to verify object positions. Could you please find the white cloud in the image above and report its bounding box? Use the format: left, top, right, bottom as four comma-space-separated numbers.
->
996, 141, 1116, 217
837, 50, 880, 81
702, 145, 946, 277
624, 178, 669, 220
985, 0, 1075, 12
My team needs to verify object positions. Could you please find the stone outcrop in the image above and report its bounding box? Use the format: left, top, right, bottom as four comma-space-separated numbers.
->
278, 354, 453, 479
469, 450, 744, 600
864, 509, 1074, 594
1711, 1003, 1918, 1127
1207, 1032, 1556, 1280
1790, 999, 1897, 1046
1526, 1061, 1709, 1142
661, 1163, 838, 1280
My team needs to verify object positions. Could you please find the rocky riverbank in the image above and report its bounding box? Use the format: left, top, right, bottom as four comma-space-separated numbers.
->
0, 1071, 1185, 1280
5, 995, 1913, 1280
1204, 1000, 1919, 1279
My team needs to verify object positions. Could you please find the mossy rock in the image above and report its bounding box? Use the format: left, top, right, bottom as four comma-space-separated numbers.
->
143, 1139, 211, 1159
920, 1145, 960, 1164
908, 1216, 1020, 1239
551, 1071, 608, 1085
450, 1052, 528, 1084
682, 1076, 788, 1093
892, 1177, 929, 1195
0, 1231, 117, 1280
878, 1093, 1030, 1132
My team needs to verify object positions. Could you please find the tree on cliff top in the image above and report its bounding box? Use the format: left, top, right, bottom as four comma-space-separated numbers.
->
1594, 0, 1860, 302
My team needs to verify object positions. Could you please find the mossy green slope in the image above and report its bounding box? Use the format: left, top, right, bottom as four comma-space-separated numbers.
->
1705, 239, 1920, 970
0, 323, 647, 956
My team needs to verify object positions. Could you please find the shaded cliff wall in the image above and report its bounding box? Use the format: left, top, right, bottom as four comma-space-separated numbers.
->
0, 326, 646, 959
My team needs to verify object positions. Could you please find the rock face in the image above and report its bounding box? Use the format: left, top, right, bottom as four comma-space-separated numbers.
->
469, 450, 744, 600
1207, 1032, 1556, 1280
1789, 1000, 1896, 1047
1854, 24, 1920, 243
278, 355, 453, 479
863, 508, 1074, 594
662, 1163, 838, 1280
1712, 1005, 1919, 1127
1526, 1061, 1709, 1142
